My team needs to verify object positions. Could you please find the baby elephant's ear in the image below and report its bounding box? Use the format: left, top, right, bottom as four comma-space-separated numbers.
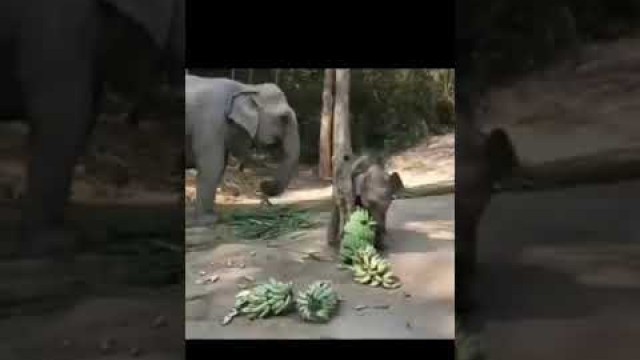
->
389, 172, 404, 194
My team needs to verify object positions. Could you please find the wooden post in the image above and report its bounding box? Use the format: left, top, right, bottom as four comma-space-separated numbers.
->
327, 69, 354, 247
318, 69, 336, 180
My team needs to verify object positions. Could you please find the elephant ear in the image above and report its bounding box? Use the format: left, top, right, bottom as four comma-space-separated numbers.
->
102, 0, 177, 49
484, 128, 519, 181
388, 172, 405, 194
227, 92, 260, 140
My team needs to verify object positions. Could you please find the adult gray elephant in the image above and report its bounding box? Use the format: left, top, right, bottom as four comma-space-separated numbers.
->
0, 0, 184, 259
185, 75, 301, 226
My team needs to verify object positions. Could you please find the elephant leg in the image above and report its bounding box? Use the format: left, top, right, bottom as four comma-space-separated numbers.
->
374, 225, 387, 252
193, 142, 227, 227
17, 7, 99, 258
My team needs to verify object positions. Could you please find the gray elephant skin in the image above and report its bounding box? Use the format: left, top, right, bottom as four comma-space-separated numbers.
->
328, 154, 405, 251
0, 0, 184, 258
185, 75, 301, 225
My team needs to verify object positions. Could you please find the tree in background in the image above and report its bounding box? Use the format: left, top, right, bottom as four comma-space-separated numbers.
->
318, 69, 336, 180
331, 69, 355, 244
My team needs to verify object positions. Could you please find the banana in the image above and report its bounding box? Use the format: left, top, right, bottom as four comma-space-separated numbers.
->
383, 272, 394, 281
370, 278, 381, 287
279, 299, 290, 314
297, 297, 308, 306
259, 306, 271, 319
318, 287, 330, 299
377, 261, 389, 273
370, 255, 380, 269
272, 299, 283, 313
389, 282, 401, 289
353, 267, 367, 278
362, 254, 370, 268
317, 309, 329, 322
236, 290, 251, 298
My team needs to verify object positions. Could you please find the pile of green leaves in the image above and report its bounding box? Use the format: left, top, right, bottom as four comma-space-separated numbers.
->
224, 206, 316, 240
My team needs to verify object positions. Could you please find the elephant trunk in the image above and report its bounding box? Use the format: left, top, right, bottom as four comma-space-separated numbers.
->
262, 111, 300, 197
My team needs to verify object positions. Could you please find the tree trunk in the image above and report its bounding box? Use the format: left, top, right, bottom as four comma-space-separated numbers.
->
230, 68, 235, 80
318, 69, 336, 180
274, 69, 280, 85
327, 69, 354, 247
248, 68, 254, 83
333, 69, 352, 160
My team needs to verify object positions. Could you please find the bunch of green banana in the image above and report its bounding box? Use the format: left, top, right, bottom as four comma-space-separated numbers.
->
339, 232, 372, 264
351, 247, 401, 289
234, 278, 294, 319
343, 208, 377, 243
339, 208, 377, 264
295, 280, 340, 323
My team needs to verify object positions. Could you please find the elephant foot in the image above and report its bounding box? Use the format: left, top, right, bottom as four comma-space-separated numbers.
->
191, 212, 219, 228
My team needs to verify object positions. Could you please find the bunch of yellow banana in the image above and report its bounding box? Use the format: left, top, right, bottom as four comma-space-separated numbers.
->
352, 247, 401, 289
295, 280, 340, 323
234, 278, 294, 320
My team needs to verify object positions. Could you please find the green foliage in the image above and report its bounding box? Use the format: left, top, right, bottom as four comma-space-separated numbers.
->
224, 206, 316, 240
277, 69, 454, 163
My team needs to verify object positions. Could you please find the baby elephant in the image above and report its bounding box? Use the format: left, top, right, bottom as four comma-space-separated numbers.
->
329, 154, 405, 251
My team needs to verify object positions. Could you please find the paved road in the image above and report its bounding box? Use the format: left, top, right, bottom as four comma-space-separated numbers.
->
475, 179, 640, 360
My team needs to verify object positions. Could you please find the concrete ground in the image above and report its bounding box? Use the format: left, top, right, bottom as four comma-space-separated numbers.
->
474, 179, 640, 360
185, 196, 454, 339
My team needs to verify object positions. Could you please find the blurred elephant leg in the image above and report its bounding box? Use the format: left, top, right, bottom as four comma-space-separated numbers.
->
18, 10, 99, 258
193, 141, 227, 226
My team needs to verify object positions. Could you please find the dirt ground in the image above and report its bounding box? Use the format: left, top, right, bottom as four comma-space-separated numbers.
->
185, 134, 455, 339
473, 179, 640, 360
464, 34, 640, 360
185, 196, 454, 339
478, 36, 640, 178
0, 116, 184, 360
186, 134, 455, 209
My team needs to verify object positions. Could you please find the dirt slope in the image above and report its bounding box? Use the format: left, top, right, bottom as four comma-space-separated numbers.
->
478, 35, 640, 180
